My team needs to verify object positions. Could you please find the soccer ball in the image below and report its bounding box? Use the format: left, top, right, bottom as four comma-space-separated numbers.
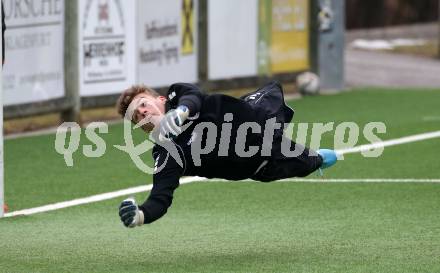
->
296, 72, 320, 95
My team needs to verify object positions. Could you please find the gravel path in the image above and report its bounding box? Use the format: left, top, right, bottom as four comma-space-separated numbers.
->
345, 48, 440, 89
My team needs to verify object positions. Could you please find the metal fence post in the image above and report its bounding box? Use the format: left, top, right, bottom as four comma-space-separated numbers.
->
309, 0, 319, 74
316, 0, 345, 92
62, 0, 81, 123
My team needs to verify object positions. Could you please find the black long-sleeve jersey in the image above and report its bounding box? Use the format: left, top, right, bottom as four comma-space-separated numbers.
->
139, 82, 295, 223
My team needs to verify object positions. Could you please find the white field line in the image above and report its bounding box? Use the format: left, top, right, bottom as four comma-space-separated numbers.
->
336, 130, 440, 155
3, 130, 440, 218
206, 178, 440, 183
3, 176, 207, 218
4, 176, 440, 218
422, 116, 440, 122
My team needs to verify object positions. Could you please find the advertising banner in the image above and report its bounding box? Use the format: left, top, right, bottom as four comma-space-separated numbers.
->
271, 0, 310, 73
137, 0, 198, 88
209, 0, 309, 80
2, 0, 65, 106
79, 0, 136, 97
258, 0, 310, 74
208, 0, 258, 80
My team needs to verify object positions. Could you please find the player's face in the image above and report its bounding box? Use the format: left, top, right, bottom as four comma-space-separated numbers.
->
131, 93, 166, 132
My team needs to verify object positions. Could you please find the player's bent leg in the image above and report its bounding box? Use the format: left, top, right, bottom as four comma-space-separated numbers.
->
251, 140, 324, 182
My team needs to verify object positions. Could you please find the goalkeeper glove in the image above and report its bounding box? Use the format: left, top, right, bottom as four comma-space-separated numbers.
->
159, 105, 189, 141
119, 198, 144, 228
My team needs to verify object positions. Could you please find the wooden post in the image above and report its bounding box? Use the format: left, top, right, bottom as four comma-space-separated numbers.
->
0, 3, 3, 217
198, 0, 208, 88
438, 0, 440, 58
61, 0, 81, 123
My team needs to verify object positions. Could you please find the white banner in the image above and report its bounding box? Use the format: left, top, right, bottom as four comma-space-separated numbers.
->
137, 0, 198, 87
79, 0, 136, 97
208, 0, 258, 80
2, 0, 65, 106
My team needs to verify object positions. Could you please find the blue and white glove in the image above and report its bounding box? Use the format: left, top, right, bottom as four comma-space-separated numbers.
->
159, 105, 190, 141
119, 198, 144, 228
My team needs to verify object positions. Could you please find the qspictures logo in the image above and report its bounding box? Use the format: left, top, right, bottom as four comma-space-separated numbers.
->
54, 98, 387, 174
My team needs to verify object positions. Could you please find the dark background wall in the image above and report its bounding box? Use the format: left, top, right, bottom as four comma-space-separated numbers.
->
346, 0, 439, 29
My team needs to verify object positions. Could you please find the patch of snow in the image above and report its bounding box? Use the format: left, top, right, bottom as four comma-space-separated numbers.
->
350, 38, 428, 50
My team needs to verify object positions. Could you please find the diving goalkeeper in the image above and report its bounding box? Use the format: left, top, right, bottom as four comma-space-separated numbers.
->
116, 81, 337, 228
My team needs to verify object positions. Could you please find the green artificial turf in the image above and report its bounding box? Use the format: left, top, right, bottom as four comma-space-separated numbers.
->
1, 182, 439, 273
288, 88, 440, 147
1, 88, 440, 272
4, 124, 152, 210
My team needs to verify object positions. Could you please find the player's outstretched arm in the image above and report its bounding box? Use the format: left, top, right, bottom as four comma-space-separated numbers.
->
119, 198, 144, 228
118, 175, 180, 227
118, 149, 183, 228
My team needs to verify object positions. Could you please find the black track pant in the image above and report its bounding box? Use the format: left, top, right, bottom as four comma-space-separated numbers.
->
251, 136, 323, 182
